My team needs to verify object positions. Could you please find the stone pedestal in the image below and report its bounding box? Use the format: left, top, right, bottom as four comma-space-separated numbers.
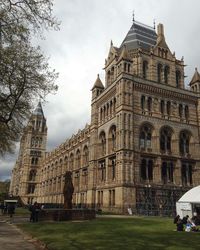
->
39, 209, 96, 221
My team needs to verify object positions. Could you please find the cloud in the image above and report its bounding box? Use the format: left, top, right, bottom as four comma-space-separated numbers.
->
1, 0, 200, 180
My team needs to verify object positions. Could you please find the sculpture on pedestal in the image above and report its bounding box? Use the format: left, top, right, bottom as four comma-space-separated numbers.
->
63, 171, 74, 209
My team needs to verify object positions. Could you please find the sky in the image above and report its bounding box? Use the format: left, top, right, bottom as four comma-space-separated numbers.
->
1, 0, 200, 181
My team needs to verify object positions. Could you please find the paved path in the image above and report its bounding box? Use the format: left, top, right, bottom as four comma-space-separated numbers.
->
0, 217, 44, 250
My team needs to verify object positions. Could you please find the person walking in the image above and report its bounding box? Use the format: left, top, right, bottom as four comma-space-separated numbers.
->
7, 203, 15, 224
32, 202, 40, 222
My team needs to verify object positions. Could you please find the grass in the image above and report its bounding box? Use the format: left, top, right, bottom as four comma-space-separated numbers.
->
18, 217, 200, 250
15, 207, 30, 216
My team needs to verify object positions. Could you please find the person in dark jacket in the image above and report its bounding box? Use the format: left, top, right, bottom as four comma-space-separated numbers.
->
182, 215, 189, 224
174, 215, 180, 224
31, 202, 40, 222
176, 218, 184, 231
7, 203, 15, 223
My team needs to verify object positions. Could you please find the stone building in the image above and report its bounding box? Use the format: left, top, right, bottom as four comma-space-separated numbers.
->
10, 18, 200, 215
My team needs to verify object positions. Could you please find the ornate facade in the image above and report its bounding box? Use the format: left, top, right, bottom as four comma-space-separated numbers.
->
10, 19, 200, 215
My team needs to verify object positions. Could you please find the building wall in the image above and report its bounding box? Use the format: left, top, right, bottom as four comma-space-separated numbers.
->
10, 21, 200, 214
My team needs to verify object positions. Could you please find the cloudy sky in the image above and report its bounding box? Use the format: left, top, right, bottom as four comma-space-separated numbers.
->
1, 0, 200, 180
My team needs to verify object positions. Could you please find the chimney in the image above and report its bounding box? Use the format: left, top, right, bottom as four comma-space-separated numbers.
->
157, 23, 165, 44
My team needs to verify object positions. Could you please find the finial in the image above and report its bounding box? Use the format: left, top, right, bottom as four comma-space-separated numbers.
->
195, 67, 198, 71
110, 40, 113, 46
97, 73, 99, 78
132, 10, 135, 22
153, 19, 156, 29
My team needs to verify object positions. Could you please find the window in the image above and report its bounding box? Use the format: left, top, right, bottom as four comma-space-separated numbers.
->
185, 105, 189, 122
108, 125, 116, 153
179, 131, 190, 155
157, 64, 162, 83
181, 163, 192, 186
109, 158, 116, 180
140, 158, 153, 181
76, 150, 81, 168
141, 96, 145, 112
98, 160, 106, 182
109, 189, 115, 206
161, 161, 173, 184
179, 104, 183, 118
99, 131, 106, 156
166, 101, 171, 116
164, 66, 170, 84
160, 100, 165, 116
27, 184, 35, 194
160, 127, 172, 152
143, 61, 148, 79
139, 125, 152, 149
83, 146, 89, 166
147, 97, 152, 113
176, 70, 181, 87
29, 170, 37, 181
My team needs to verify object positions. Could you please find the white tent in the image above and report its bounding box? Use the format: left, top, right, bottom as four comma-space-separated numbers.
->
176, 185, 200, 218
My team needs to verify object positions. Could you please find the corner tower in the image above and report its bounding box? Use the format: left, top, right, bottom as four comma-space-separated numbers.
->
10, 102, 47, 204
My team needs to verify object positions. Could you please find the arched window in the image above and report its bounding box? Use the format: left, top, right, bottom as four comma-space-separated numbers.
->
164, 66, 170, 84
160, 127, 172, 152
140, 158, 153, 181
143, 61, 148, 79
76, 150, 81, 168
147, 97, 152, 113
185, 105, 189, 122
108, 125, 116, 153
99, 131, 106, 156
176, 70, 181, 87
83, 146, 89, 166
157, 64, 162, 83
166, 101, 171, 116
141, 95, 145, 112
179, 131, 190, 155
139, 125, 152, 149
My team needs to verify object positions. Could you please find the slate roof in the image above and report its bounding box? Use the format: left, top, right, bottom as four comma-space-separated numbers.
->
121, 20, 157, 50
33, 102, 44, 117
92, 74, 104, 90
190, 68, 200, 85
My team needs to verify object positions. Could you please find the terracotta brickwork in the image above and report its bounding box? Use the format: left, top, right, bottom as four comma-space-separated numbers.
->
10, 20, 200, 214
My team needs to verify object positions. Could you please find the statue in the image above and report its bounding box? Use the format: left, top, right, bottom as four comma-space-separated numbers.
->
63, 171, 74, 209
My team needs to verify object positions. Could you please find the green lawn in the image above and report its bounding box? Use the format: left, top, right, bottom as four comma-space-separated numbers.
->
18, 217, 200, 250
15, 207, 30, 216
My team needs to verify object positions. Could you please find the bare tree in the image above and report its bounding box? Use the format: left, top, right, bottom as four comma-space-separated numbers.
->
0, 0, 59, 155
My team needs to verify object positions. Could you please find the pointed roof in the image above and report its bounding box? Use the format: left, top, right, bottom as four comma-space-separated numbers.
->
33, 102, 44, 117
121, 20, 157, 50
190, 68, 200, 85
92, 74, 104, 90
118, 45, 132, 61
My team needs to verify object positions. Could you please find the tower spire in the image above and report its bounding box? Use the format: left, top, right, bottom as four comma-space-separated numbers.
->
153, 19, 156, 30
132, 10, 135, 22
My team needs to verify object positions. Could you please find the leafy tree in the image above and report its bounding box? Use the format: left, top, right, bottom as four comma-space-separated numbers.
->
0, 0, 59, 155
